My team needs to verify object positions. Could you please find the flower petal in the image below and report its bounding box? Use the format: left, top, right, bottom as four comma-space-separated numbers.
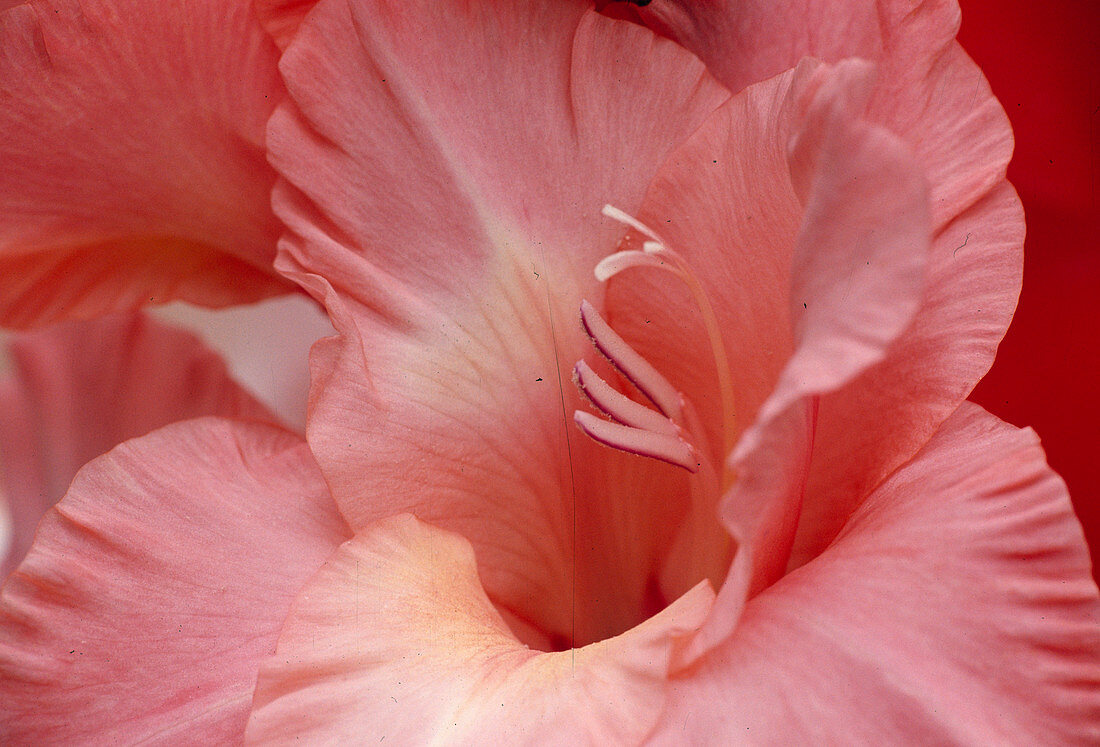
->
0, 312, 274, 578
0, 0, 294, 328
246, 514, 714, 744
270, 0, 728, 645
254, 0, 315, 49
793, 180, 1022, 566
645, 0, 1012, 225
650, 404, 1100, 743
641, 0, 1023, 565
640, 0, 883, 94
605, 59, 932, 656
0, 418, 349, 742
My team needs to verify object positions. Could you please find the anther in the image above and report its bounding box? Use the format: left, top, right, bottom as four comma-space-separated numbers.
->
579, 299, 683, 422
574, 411, 698, 473
573, 360, 680, 437
596, 204, 739, 464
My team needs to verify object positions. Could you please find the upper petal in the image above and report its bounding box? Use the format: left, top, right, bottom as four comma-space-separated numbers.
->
269, 0, 728, 646
0, 312, 274, 578
246, 514, 713, 744
0, 0, 294, 328
650, 404, 1100, 743
605, 59, 932, 657
641, 0, 884, 95
270, 0, 727, 324
0, 418, 349, 743
640, 0, 1023, 565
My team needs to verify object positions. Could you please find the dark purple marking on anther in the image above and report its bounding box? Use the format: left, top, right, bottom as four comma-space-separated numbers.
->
578, 299, 683, 422
574, 411, 698, 473
573, 360, 679, 437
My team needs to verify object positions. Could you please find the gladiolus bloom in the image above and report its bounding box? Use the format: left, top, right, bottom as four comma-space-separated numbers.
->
1, 0, 1097, 743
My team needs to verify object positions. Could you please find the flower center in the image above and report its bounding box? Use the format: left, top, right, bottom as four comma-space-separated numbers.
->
571, 205, 738, 596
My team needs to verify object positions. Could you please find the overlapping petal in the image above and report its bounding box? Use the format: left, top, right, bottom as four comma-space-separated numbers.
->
0, 418, 348, 742
0, 0, 294, 328
637, 0, 1022, 567
605, 58, 934, 657
254, 0, 315, 49
246, 514, 713, 744
270, 0, 728, 646
649, 404, 1100, 743
0, 312, 273, 577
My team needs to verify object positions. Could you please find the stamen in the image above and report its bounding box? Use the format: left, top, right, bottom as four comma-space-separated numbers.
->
598, 204, 739, 466
574, 411, 698, 473
601, 204, 664, 244
579, 299, 683, 422
593, 250, 672, 282
573, 360, 680, 437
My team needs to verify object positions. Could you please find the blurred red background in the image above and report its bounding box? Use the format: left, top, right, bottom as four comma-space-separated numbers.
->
959, 0, 1099, 577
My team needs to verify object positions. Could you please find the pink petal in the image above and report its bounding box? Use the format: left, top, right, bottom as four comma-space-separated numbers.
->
270, 0, 727, 646
246, 514, 714, 743
640, 0, 883, 95
793, 181, 1023, 566
605, 59, 932, 656
641, 0, 1023, 564
0, 418, 349, 742
0, 312, 274, 578
650, 404, 1100, 743
645, 0, 1013, 226
254, 0, 315, 49
0, 0, 294, 328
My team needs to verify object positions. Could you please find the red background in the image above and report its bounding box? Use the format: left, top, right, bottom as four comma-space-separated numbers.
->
959, 0, 1099, 576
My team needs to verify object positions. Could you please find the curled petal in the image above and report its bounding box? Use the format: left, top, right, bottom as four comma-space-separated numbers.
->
650, 405, 1100, 744
0, 313, 274, 578
247, 514, 714, 743
0, 0, 293, 327
0, 419, 349, 742
637, 0, 1023, 570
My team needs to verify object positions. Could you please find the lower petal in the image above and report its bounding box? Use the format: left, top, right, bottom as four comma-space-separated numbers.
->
650, 403, 1100, 743
246, 514, 714, 744
0, 312, 274, 578
0, 418, 349, 742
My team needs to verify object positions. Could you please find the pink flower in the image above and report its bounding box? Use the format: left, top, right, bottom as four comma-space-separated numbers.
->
1, 0, 1098, 743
